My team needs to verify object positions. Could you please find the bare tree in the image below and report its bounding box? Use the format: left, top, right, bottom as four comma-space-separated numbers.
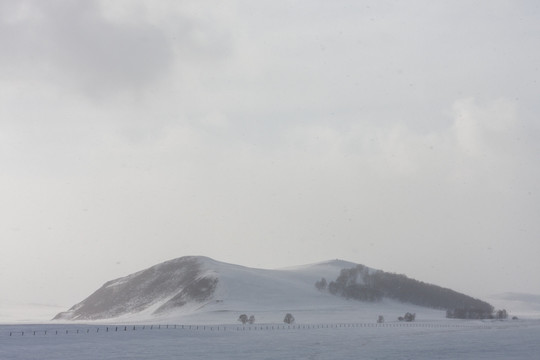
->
283, 313, 295, 324
238, 314, 248, 324
495, 309, 508, 320
403, 312, 416, 322
315, 277, 327, 291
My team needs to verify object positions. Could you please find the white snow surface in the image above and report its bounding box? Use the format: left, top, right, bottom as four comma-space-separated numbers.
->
2, 320, 540, 359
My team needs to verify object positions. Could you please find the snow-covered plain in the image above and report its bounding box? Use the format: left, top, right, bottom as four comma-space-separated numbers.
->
2, 319, 540, 359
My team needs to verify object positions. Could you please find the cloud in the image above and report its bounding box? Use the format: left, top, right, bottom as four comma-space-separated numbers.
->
452, 98, 517, 158
1, 1, 539, 306
0, 0, 171, 97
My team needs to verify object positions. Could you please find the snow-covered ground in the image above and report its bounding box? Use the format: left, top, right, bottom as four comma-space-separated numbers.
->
2, 319, 540, 359
2, 257, 540, 358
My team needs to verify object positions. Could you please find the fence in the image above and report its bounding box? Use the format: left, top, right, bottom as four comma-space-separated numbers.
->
5, 321, 494, 337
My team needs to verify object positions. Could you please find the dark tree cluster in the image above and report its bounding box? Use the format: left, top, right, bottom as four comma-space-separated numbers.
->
315, 277, 327, 291
318, 265, 494, 313
495, 309, 508, 320
446, 308, 491, 319
238, 314, 256, 324
398, 312, 416, 322
446, 308, 508, 320
325, 265, 382, 301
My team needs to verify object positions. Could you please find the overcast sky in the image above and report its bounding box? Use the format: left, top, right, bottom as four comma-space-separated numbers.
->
1, 0, 539, 308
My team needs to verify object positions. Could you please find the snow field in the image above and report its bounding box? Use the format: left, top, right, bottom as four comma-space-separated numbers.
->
2, 320, 540, 360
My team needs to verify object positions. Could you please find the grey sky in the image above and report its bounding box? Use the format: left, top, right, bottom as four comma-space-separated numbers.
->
1, 0, 539, 307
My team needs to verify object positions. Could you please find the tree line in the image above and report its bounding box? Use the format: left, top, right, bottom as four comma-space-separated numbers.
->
316, 264, 494, 315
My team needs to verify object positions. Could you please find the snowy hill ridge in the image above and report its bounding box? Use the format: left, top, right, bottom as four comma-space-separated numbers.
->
53, 256, 369, 321
53, 256, 490, 322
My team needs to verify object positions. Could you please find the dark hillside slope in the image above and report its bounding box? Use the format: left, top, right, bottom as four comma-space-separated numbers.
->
54, 257, 217, 320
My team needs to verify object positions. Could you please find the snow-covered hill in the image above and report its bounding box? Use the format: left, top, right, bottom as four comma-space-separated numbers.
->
51, 256, 473, 324
53, 256, 360, 321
